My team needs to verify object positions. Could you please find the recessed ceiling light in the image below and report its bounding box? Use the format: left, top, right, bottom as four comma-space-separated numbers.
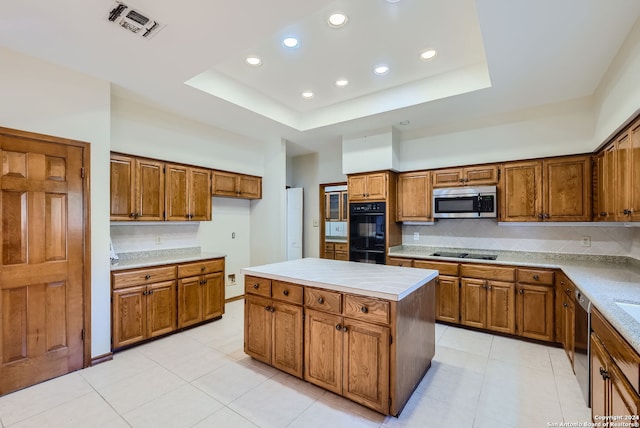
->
335, 79, 349, 87
245, 56, 262, 66
420, 49, 437, 61
374, 65, 390, 75
283, 37, 299, 48
386, 0, 401, 3
301, 91, 314, 99
328, 13, 348, 28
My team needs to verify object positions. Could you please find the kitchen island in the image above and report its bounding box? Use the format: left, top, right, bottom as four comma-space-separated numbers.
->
241, 258, 438, 416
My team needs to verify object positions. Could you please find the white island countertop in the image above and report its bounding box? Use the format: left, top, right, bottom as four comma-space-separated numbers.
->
241, 257, 438, 301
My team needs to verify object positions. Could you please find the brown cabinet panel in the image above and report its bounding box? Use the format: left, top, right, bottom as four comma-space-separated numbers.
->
344, 294, 390, 325
486, 281, 516, 335
433, 165, 498, 187
460, 278, 486, 329
147, 280, 177, 338
112, 285, 147, 348
189, 167, 212, 221
110, 155, 135, 220
238, 175, 262, 199
272, 281, 303, 305
397, 171, 431, 221
516, 283, 554, 342
202, 272, 224, 321
178, 259, 224, 278
212, 171, 262, 199
178, 276, 203, 328
244, 295, 272, 364
543, 155, 591, 222
500, 161, 542, 221
305, 287, 342, 314
348, 173, 387, 201
435, 275, 459, 324
518, 268, 555, 286
165, 164, 211, 221
211, 171, 237, 196
304, 309, 343, 394
432, 168, 464, 187
387, 257, 414, 267
415, 260, 459, 276
244, 275, 271, 297
112, 266, 176, 290
629, 120, 640, 222
272, 301, 303, 378
460, 264, 515, 282
110, 155, 164, 221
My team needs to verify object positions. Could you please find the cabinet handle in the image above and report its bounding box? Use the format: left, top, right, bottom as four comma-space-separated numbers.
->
533, 274, 540, 281
624, 209, 632, 215
563, 303, 568, 308
253, 283, 260, 289
200, 280, 206, 285
145, 274, 151, 280
599, 367, 610, 380
201, 266, 206, 272
543, 214, 549, 219
148, 290, 153, 294
283, 290, 289, 296
318, 297, 324, 304
336, 324, 342, 331
566, 288, 571, 293
361, 306, 368, 314
519, 289, 524, 295
487, 286, 492, 290
600, 212, 607, 217
342, 326, 348, 332
560, 281, 565, 285
142, 290, 148, 295
537, 213, 544, 219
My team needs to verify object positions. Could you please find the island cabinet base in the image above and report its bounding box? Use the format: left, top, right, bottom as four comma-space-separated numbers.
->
243, 272, 436, 417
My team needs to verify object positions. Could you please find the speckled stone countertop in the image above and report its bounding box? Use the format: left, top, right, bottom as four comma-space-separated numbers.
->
110, 247, 226, 271
389, 245, 640, 354
241, 257, 438, 301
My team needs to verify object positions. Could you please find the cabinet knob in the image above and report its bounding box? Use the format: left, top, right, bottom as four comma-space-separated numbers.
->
566, 288, 571, 293
342, 326, 348, 332
361, 306, 368, 314
200, 280, 206, 285
563, 303, 568, 308
600, 212, 607, 217
336, 324, 342, 331
624, 209, 632, 215
253, 283, 259, 289
560, 281, 565, 285
533, 274, 540, 281
543, 214, 549, 219
201, 266, 206, 272
538, 213, 544, 219
519, 289, 524, 295
283, 290, 289, 296
145, 274, 151, 280
599, 367, 610, 380
318, 297, 324, 304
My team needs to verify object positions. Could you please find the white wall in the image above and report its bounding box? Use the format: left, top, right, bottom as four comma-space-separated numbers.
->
630, 229, 640, 260
0, 46, 112, 358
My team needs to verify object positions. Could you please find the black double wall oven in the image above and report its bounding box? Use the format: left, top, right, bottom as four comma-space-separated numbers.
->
349, 202, 386, 264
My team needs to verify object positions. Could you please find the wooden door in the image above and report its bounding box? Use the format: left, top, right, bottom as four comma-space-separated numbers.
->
202, 272, 224, 320
500, 161, 542, 221
616, 132, 631, 221
112, 286, 147, 349
188, 167, 211, 221
464, 165, 499, 186
272, 301, 303, 378
212, 171, 238, 197
244, 296, 272, 364
432, 168, 464, 187
543, 156, 591, 222
147, 280, 177, 338
486, 281, 515, 334
364, 173, 387, 200
460, 278, 486, 329
136, 158, 165, 221
397, 171, 431, 221
516, 284, 554, 341
238, 175, 261, 199
348, 176, 367, 201
178, 275, 203, 328
1, 133, 86, 395
342, 318, 390, 414
629, 120, 640, 222
591, 335, 610, 420
304, 309, 343, 394
165, 164, 189, 221
435, 276, 459, 324
110, 154, 135, 220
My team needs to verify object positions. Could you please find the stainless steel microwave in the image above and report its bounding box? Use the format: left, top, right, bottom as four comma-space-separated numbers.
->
433, 186, 497, 218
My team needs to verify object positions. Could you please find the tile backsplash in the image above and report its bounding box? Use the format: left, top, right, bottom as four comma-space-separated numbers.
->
110, 223, 200, 254
403, 220, 637, 256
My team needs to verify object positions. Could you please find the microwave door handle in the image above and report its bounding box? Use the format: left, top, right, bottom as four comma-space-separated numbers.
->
476, 194, 482, 217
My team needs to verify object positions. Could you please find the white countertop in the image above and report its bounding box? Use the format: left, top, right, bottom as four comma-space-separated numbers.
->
241, 257, 438, 301
389, 245, 640, 354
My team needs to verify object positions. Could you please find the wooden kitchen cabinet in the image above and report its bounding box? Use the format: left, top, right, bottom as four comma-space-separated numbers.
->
165, 164, 211, 221
515, 268, 555, 341
432, 164, 499, 188
111, 266, 177, 349
612, 119, 640, 221
177, 259, 225, 328
244, 277, 304, 378
594, 147, 616, 221
397, 171, 432, 221
500, 160, 541, 221
323, 242, 348, 260
110, 154, 165, 221
212, 170, 262, 199
348, 172, 388, 201
415, 260, 460, 324
556, 272, 575, 368
387, 257, 414, 267
325, 191, 348, 221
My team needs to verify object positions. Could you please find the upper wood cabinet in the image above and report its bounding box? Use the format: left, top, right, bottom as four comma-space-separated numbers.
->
397, 171, 432, 221
613, 120, 640, 221
325, 191, 348, 221
500, 155, 591, 222
110, 154, 165, 221
165, 164, 211, 221
348, 172, 387, 201
212, 170, 262, 199
594, 146, 616, 221
432, 165, 499, 188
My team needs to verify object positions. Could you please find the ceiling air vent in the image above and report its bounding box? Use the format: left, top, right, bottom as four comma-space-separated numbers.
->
107, 2, 165, 39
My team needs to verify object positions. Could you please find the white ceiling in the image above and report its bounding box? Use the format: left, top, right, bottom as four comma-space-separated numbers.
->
0, 0, 639, 156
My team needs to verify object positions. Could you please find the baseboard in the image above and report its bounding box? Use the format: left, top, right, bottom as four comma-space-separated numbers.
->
91, 352, 114, 366
225, 294, 245, 303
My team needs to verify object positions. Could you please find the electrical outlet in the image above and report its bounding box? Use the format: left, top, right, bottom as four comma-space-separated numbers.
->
232, 232, 236, 239
581, 236, 591, 247
413, 232, 420, 241
155, 235, 161, 245
313, 219, 319, 227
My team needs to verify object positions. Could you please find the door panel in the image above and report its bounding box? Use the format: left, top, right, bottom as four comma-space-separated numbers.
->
304, 309, 342, 394
1, 133, 85, 395
178, 276, 203, 328
272, 301, 303, 378
460, 278, 486, 329
147, 281, 177, 338
486, 281, 515, 335
244, 296, 271, 364
202, 272, 224, 320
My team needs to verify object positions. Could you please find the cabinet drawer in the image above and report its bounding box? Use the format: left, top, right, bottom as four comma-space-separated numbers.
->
178, 258, 224, 278
518, 268, 554, 285
387, 257, 414, 267
112, 266, 176, 290
460, 264, 515, 282
334, 243, 348, 252
344, 294, 390, 325
272, 281, 303, 305
414, 260, 459, 276
558, 277, 576, 298
305, 287, 342, 314
245, 275, 271, 297
324, 243, 334, 252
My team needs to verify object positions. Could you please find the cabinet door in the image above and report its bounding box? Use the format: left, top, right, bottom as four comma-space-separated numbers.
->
594, 153, 607, 221
136, 158, 165, 221
238, 175, 262, 199
178, 275, 203, 328
464, 165, 499, 186
202, 272, 224, 321
212, 171, 238, 197
244, 295, 272, 365
110, 154, 135, 220
486, 281, 516, 335
147, 280, 177, 338
543, 156, 591, 222
341, 191, 348, 220
272, 301, 303, 378
334, 250, 349, 261
189, 167, 211, 221
304, 309, 343, 394
365, 173, 387, 200
165, 164, 190, 221
629, 120, 640, 222
516, 283, 554, 342
112, 285, 147, 348
342, 318, 390, 415
562, 295, 575, 368
397, 171, 431, 221
435, 276, 459, 324
500, 161, 542, 221
348, 176, 367, 201
602, 143, 617, 221
326, 192, 341, 221
617, 132, 631, 221
432, 168, 464, 187
591, 334, 610, 420
460, 278, 486, 329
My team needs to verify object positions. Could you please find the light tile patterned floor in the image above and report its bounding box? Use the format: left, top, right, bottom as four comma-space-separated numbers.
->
0, 300, 591, 428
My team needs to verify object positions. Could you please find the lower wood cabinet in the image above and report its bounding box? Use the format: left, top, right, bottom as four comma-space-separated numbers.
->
178, 259, 225, 328
556, 272, 576, 368
516, 268, 555, 342
323, 242, 349, 261
414, 260, 460, 324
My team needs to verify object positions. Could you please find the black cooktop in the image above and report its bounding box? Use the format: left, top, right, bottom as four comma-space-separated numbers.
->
430, 252, 498, 261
